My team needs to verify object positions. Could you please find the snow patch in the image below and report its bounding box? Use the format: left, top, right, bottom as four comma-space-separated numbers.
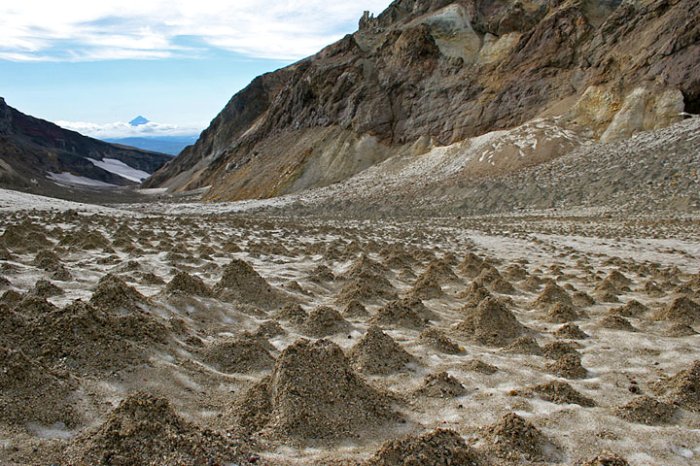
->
87, 158, 151, 182
47, 172, 116, 188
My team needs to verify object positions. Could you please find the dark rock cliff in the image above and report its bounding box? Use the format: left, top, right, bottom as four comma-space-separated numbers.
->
145, 0, 699, 201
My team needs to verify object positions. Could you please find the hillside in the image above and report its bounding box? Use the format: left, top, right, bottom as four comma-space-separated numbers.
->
0, 98, 171, 198
144, 0, 699, 208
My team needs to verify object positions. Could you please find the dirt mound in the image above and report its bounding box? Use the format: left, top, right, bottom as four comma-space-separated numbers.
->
68, 393, 250, 466
463, 359, 498, 375
90, 274, 149, 311
533, 282, 573, 308
594, 277, 624, 297
516, 380, 595, 407
546, 303, 583, 323
421, 260, 459, 283
25, 300, 167, 374
651, 360, 700, 412
610, 300, 648, 318
165, 272, 211, 297
415, 372, 467, 398
59, 230, 112, 251
341, 254, 389, 280
577, 452, 630, 465
572, 291, 596, 307
337, 270, 398, 304
255, 320, 286, 338
504, 264, 529, 282
455, 281, 492, 307
547, 354, 588, 379
482, 413, 559, 463
309, 264, 336, 283
0, 346, 79, 428
370, 297, 434, 330
349, 326, 417, 375
365, 429, 482, 466
234, 339, 398, 441
13, 294, 58, 316
605, 270, 633, 289
614, 396, 677, 425
31, 278, 63, 298
33, 249, 61, 269
204, 335, 275, 374
598, 315, 637, 332
301, 306, 352, 337
458, 253, 486, 278
454, 297, 525, 346
664, 323, 698, 337
213, 259, 285, 309
503, 336, 543, 355
554, 323, 589, 340
654, 296, 700, 325
410, 273, 444, 299
275, 303, 308, 324
475, 266, 515, 294
542, 341, 580, 360
0, 223, 49, 253
343, 299, 369, 318
418, 328, 463, 354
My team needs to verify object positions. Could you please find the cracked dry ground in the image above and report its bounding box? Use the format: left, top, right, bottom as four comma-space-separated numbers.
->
1, 210, 699, 465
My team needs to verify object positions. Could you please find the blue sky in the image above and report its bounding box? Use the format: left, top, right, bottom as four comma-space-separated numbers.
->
0, 1, 391, 137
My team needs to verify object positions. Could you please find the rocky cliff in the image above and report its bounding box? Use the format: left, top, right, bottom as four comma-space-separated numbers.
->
0, 98, 171, 197
144, 0, 699, 202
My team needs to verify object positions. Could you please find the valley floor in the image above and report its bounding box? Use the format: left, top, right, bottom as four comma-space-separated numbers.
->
1, 189, 699, 465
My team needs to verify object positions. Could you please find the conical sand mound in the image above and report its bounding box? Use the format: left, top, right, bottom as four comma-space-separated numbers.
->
343, 299, 369, 319
370, 297, 434, 329
614, 396, 677, 425
554, 323, 589, 340
454, 297, 525, 346
415, 372, 467, 398
336, 271, 397, 304
300, 306, 352, 337
28, 300, 168, 374
234, 339, 398, 441
456, 281, 492, 307
610, 299, 648, 318
365, 429, 483, 466
482, 413, 560, 463
547, 353, 588, 379
90, 274, 149, 311
546, 303, 583, 323
203, 334, 275, 374
68, 393, 249, 466
410, 273, 444, 300
213, 259, 285, 309
516, 380, 596, 407
654, 296, 700, 325
350, 326, 417, 375
533, 282, 572, 308
458, 253, 486, 278
0, 347, 79, 428
418, 328, 463, 354
165, 271, 211, 297
651, 360, 700, 412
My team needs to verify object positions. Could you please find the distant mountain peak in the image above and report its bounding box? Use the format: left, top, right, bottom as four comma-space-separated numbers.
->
129, 116, 149, 127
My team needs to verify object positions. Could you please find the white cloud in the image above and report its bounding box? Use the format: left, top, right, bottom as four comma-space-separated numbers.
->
0, 1, 392, 62
55, 119, 203, 139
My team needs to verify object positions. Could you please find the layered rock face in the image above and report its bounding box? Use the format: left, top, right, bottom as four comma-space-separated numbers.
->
0, 98, 171, 196
145, 0, 699, 202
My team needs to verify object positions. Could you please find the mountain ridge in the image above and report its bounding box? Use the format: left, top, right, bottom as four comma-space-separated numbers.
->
0, 98, 171, 197
144, 0, 699, 204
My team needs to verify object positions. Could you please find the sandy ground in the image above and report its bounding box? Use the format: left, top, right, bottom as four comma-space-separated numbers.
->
1, 190, 699, 465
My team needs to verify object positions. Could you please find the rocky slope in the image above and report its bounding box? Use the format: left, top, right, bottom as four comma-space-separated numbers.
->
0, 98, 171, 197
145, 0, 699, 205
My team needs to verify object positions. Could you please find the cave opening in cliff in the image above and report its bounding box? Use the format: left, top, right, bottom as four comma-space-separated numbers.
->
684, 92, 700, 115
